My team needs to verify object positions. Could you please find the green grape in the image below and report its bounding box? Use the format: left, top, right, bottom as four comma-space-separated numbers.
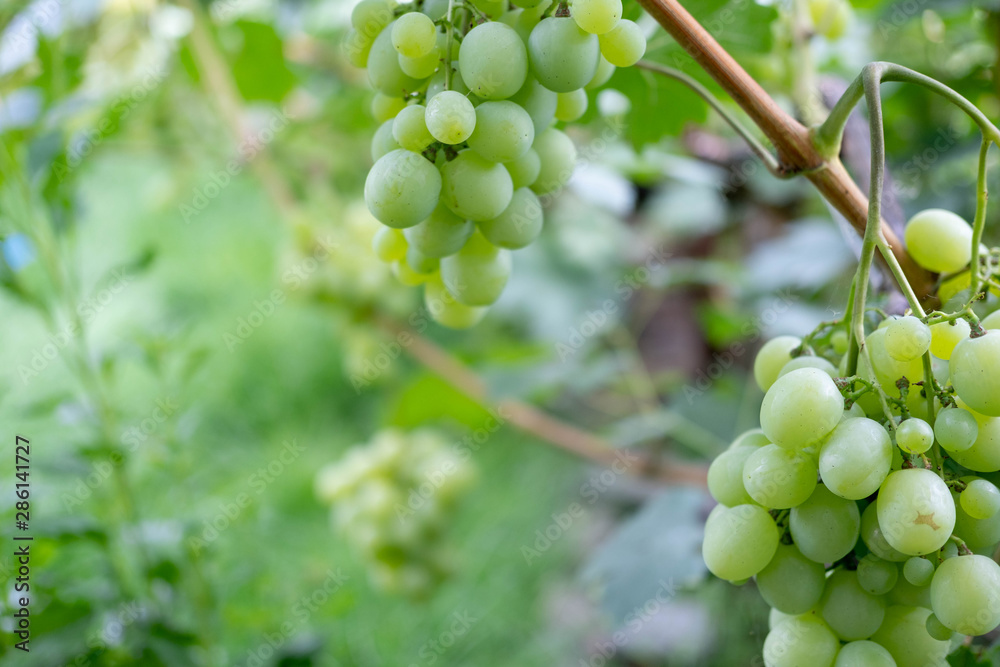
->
531, 128, 577, 195
753, 336, 802, 392
863, 328, 925, 396
509, 76, 558, 135
861, 502, 909, 562
954, 487, 1000, 553
406, 246, 439, 274
351, 0, 394, 36
392, 257, 432, 286
951, 331, 1000, 417
371, 93, 407, 123
439, 231, 512, 306
373, 226, 407, 262
896, 418, 933, 455
885, 315, 932, 362
789, 484, 860, 564
702, 503, 778, 581
467, 101, 535, 163
983, 310, 1000, 330
904, 208, 973, 274
857, 554, 899, 596
365, 150, 442, 228
392, 104, 435, 152
404, 202, 473, 258
902, 556, 934, 587
470, 0, 506, 19
768, 608, 794, 630
930, 554, 1000, 636
368, 24, 426, 96
760, 368, 844, 450
877, 469, 956, 556
570, 0, 621, 34
729, 428, 770, 450
762, 615, 839, 667
755, 544, 825, 614
585, 54, 615, 89
459, 22, 528, 99
818, 417, 892, 500
343, 29, 374, 68
398, 44, 441, 79
554, 89, 588, 122
834, 641, 895, 667
960, 478, 1000, 519
830, 329, 848, 355
742, 444, 817, 509
424, 276, 487, 329
440, 150, 514, 221
935, 407, 979, 453
924, 614, 952, 642
870, 606, 950, 667
422, 0, 449, 20
929, 318, 970, 360
505, 148, 541, 189
598, 18, 645, 67
372, 119, 402, 161
478, 187, 544, 250
808, 0, 850, 40
425, 91, 477, 145
840, 402, 866, 421
425, 64, 471, 98
777, 355, 837, 379
820, 568, 886, 640
946, 403, 1000, 472
392, 12, 437, 58
528, 17, 600, 93
887, 568, 931, 608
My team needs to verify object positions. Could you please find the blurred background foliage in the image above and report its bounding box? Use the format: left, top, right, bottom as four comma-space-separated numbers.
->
1, 0, 1000, 664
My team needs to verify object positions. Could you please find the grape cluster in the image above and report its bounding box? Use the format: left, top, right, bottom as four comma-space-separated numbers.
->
344, 0, 646, 328
315, 429, 476, 597
704, 212, 1000, 667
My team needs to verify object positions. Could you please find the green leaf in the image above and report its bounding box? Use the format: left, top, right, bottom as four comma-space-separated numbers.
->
230, 21, 297, 103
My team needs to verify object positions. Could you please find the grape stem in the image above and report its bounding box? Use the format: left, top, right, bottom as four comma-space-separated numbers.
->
635, 60, 786, 178
444, 0, 455, 91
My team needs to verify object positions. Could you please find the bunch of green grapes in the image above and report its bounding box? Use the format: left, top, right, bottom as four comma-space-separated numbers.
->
344, 0, 646, 328
315, 428, 476, 597
704, 212, 1000, 665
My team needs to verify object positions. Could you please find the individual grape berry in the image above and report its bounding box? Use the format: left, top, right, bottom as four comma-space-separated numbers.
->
509, 76, 558, 135
903, 556, 934, 587
439, 231, 512, 306
702, 503, 778, 581
528, 17, 600, 93
896, 418, 934, 455
351, 0, 394, 36
884, 315, 932, 362
950, 331, 1000, 417
371, 93, 407, 123
392, 104, 435, 152
343, 29, 374, 68
808, 0, 851, 40
776, 355, 837, 379
904, 208, 973, 274
393, 255, 434, 285
372, 226, 407, 262
818, 417, 892, 500
954, 483, 1000, 551
830, 329, 848, 354
467, 101, 535, 163
924, 613, 952, 642
531, 127, 577, 195
585, 54, 615, 89
422, 0, 449, 20
505, 148, 541, 189
406, 245, 440, 274
425, 91, 477, 144
728, 428, 770, 450
930, 554, 1000, 636
741, 443, 817, 509
398, 43, 442, 79
426, 64, 471, 99
870, 606, 950, 667
439, 150, 514, 222
424, 275, 487, 329
707, 445, 757, 507
762, 615, 839, 667
459, 22, 529, 99
478, 187, 544, 250
789, 484, 860, 564
598, 18, 645, 67
983, 310, 1000, 330
391, 12, 437, 59
935, 407, 979, 452
367, 23, 426, 96
570, 0, 622, 35
877, 468, 956, 556
554, 89, 589, 122
755, 544, 825, 615
404, 202, 474, 258
857, 554, 899, 596
819, 568, 886, 640
753, 335, 801, 392
862, 327, 925, 396
861, 501, 908, 561
364, 149, 442, 228
929, 318, 970, 360
759, 368, 843, 450
834, 641, 895, 667
371, 119, 402, 160
960, 478, 1000, 519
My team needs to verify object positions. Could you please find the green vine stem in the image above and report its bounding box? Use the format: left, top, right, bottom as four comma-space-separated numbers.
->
444, 0, 455, 90
971, 139, 993, 298
635, 60, 787, 177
